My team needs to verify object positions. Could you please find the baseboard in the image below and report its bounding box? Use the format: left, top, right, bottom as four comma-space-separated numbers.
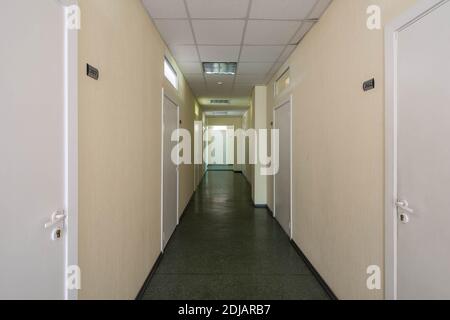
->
254, 204, 268, 209
290, 240, 339, 300
137, 178, 201, 299
179, 191, 196, 223
135, 253, 163, 300
136, 188, 197, 300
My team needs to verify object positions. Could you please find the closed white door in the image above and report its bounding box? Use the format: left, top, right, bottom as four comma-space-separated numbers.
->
163, 96, 178, 249
0, 0, 69, 299
396, 0, 450, 299
194, 121, 203, 187
274, 101, 291, 237
208, 127, 226, 165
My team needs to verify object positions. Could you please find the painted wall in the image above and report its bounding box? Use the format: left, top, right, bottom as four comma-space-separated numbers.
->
206, 117, 243, 128
266, 0, 417, 299
78, 0, 198, 299
241, 108, 253, 186
252, 86, 267, 206
194, 103, 204, 189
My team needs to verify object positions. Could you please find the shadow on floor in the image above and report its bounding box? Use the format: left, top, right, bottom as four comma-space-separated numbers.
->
142, 171, 329, 300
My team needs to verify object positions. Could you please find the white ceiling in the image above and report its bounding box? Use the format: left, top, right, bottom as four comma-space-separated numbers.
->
143, 0, 332, 106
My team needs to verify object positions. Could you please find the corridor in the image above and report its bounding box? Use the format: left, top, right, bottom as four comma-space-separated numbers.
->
142, 171, 329, 300
2, 0, 450, 302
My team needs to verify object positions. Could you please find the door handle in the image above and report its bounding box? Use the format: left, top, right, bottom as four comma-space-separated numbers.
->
396, 200, 414, 214
44, 211, 66, 229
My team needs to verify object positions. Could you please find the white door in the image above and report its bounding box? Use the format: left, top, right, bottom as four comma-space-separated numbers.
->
194, 121, 203, 187
226, 126, 235, 166
163, 96, 178, 249
208, 127, 227, 165
274, 101, 291, 237
0, 0, 71, 299
396, 0, 450, 299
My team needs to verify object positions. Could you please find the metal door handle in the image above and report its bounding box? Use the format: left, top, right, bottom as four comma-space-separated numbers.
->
44, 211, 66, 229
396, 200, 414, 214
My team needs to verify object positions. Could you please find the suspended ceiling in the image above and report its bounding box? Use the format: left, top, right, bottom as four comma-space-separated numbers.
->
143, 0, 332, 107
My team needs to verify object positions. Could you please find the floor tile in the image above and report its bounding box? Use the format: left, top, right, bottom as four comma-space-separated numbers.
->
142, 171, 329, 300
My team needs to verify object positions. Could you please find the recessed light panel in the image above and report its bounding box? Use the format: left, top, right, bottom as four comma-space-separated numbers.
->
203, 62, 237, 75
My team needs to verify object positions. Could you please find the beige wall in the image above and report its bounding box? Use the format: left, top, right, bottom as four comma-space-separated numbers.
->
241, 108, 253, 185
194, 103, 204, 188
78, 0, 199, 299
206, 116, 243, 128
252, 86, 267, 205
266, 0, 417, 299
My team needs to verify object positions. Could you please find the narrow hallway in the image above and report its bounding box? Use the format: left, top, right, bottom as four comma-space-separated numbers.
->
142, 171, 329, 300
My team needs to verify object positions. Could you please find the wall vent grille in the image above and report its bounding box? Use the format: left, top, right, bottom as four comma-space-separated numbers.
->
210, 99, 230, 104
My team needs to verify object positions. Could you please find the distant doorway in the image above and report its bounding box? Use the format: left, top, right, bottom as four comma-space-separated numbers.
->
206, 126, 234, 166
273, 98, 292, 239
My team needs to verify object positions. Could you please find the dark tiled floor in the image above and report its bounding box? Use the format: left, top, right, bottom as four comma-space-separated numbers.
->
207, 164, 234, 171
142, 171, 329, 300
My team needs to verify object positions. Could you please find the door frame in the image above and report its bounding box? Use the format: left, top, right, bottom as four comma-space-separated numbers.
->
160, 89, 180, 252
384, 0, 447, 300
273, 95, 293, 239
60, 0, 79, 301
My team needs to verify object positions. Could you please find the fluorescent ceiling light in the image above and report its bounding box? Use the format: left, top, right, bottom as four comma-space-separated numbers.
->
203, 62, 237, 75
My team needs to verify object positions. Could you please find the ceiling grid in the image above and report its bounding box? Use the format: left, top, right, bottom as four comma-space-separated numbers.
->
143, 0, 332, 107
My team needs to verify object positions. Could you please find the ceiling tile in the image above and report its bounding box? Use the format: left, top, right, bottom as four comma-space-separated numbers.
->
240, 46, 284, 62
205, 74, 235, 85
170, 45, 199, 62
278, 45, 296, 62
308, 0, 333, 19
154, 20, 195, 45
237, 62, 274, 75
190, 83, 207, 92
206, 85, 233, 96
231, 86, 254, 97
184, 74, 206, 91
178, 62, 203, 74
235, 75, 267, 85
206, 74, 234, 92
189, 81, 207, 89
192, 20, 246, 45
184, 73, 205, 82
186, 0, 250, 18
291, 21, 315, 44
249, 0, 317, 20
198, 46, 240, 62
142, 0, 188, 19
244, 20, 300, 45
191, 86, 208, 96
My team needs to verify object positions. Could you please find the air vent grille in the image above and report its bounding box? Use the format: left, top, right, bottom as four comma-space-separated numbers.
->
214, 111, 228, 115
210, 99, 230, 104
